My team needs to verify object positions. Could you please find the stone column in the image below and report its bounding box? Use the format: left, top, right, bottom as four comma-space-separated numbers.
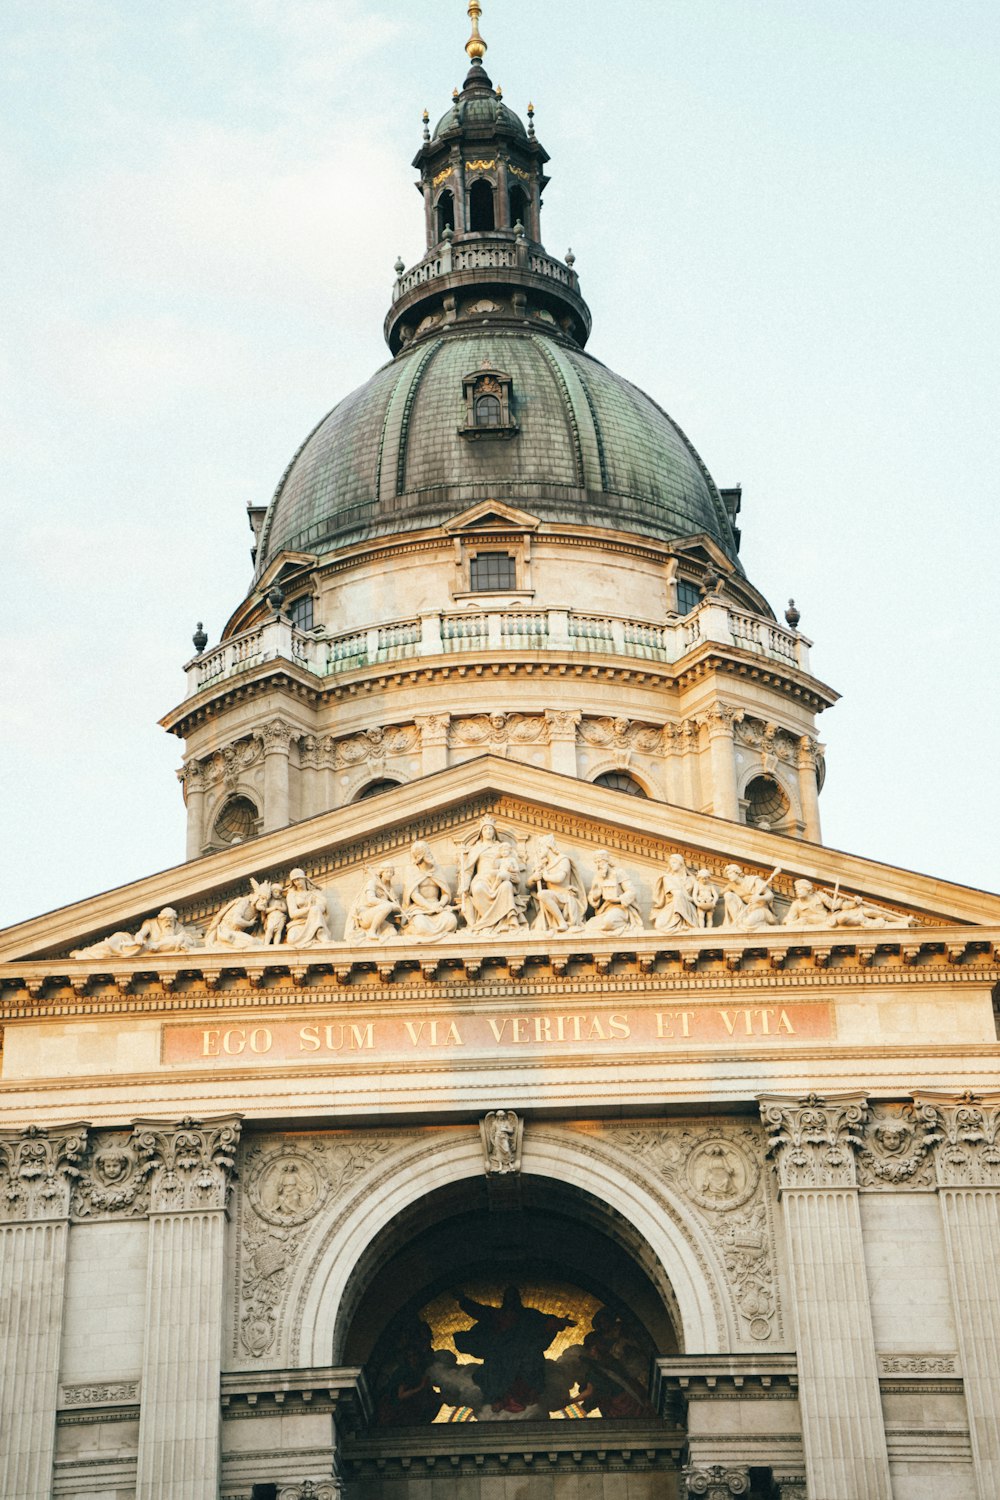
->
915, 1092, 1000, 1499
0, 1123, 89, 1499
682, 1465, 750, 1498
544, 709, 580, 778
702, 705, 742, 821
257, 718, 297, 832
133, 1115, 241, 1500
760, 1092, 892, 1499
680, 718, 701, 811
416, 713, 451, 776
179, 761, 207, 859
796, 736, 822, 843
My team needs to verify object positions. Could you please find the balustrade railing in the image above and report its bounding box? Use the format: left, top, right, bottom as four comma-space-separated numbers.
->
392, 235, 579, 304
187, 603, 810, 696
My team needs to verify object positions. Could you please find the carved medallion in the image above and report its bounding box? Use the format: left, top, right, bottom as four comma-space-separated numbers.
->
248, 1151, 327, 1227
684, 1138, 758, 1212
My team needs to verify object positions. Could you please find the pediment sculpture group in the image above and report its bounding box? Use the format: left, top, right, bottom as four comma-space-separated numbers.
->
71, 816, 914, 961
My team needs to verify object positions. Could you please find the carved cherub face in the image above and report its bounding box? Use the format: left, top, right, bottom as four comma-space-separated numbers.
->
874, 1121, 912, 1156
97, 1149, 130, 1183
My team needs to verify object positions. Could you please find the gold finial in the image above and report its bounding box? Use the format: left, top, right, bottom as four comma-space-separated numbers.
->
466, 0, 487, 62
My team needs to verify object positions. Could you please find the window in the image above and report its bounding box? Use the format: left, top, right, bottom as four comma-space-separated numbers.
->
509, 184, 528, 229
470, 552, 517, 592
744, 774, 791, 830
356, 779, 401, 801
676, 580, 701, 616
594, 772, 647, 798
436, 189, 455, 239
251, 1488, 277, 1500
469, 178, 495, 232
474, 393, 502, 427
288, 594, 314, 631
213, 796, 259, 845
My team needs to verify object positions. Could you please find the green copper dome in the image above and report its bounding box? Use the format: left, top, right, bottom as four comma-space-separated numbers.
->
256, 327, 741, 574
432, 94, 528, 143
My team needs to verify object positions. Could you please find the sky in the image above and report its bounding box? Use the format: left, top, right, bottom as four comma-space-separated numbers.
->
2, 0, 998, 929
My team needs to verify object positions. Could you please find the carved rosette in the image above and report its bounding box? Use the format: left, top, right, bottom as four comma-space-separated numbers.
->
913, 1093, 1000, 1187
130, 1116, 241, 1213
682, 1463, 750, 1498
857, 1103, 941, 1189
0, 1123, 89, 1221
760, 1092, 868, 1189
72, 1130, 152, 1219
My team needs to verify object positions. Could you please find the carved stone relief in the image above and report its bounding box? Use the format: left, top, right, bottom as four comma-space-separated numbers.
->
0, 1124, 89, 1221
60, 1380, 140, 1407
761, 1093, 868, 1190
237, 1136, 397, 1360
914, 1092, 1000, 1187
578, 717, 665, 756
481, 1110, 522, 1174
602, 1123, 780, 1344
72, 1129, 152, 1219
682, 1463, 750, 1498
450, 713, 549, 754
857, 1103, 940, 1189
131, 1116, 241, 1213
278, 1483, 337, 1500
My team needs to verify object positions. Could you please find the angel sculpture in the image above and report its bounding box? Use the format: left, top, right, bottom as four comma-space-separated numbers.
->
530, 834, 587, 932
204, 879, 274, 948
482, 1109, 521, 1175
345, 866, 402, 943
456, 816, 528, 934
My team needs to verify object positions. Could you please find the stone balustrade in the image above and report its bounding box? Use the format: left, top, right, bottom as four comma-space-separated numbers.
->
391, 232, 578, 303
186, 602, 811, 698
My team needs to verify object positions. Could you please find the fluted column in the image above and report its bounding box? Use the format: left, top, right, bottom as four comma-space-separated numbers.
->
797, 736, 822, 842
544, 708, 580, 777
761, 1092, 892, 1499
134, 1115, 241, 1500
257, 718, 297, 832
915, 1092, 1000, 1499
702, 705, 742, 821
0, 1124, 89, 1500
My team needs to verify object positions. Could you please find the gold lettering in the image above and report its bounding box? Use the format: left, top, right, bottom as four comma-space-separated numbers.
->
351, 1023, 375, 1050
777, 1009, 796, 1033
299, 1025, 320, 1052
223, 1029, 246, 1055
656, 1013, 673, 1039
656, 1010, 692, 1039
556, 1015, 584, 1042
512, 1017, 528, 1043
248, 1027, 272, 1054
609, 1013, 630, 1039
587, 1016, 607, 1041
756, 1008, 774, 1036
202, 1029, 220, 1057
442, 1022, 464, 1047
488, 1018, 509, 1043
404, 1020, 425, 1046
678, 1010, 692, 1037
535, 1017, 552, 1042
324, 1023, 346, 1052
720, 1010, 738, 1036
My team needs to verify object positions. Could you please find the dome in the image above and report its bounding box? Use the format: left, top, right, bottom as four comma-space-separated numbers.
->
432, 94, 528, 143
256, 328, 741, 574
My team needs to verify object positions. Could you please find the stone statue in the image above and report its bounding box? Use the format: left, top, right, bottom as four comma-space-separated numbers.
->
720, 864, 780, 931
400, 842, 459, 940
832, 893, 915, 929
584, 852, 644, 935
530, 834, 587, 932
71, 907, 203, 961
284, 869, 332, 946
262, 884, 288, 945
783, 879, 841, 929
651, 854, 701, 934
346, 867, 402, 942
205, 879, 274, 949
456, 816, 527, 934
481, 1108, 522, 1174
691, 867, 721, 927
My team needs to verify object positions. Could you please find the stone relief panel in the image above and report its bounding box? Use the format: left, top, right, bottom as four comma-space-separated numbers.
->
0, 1124, 89, 1222
914, 1092, 1000, 1187
235, 1135, 399, 1361
131, 1115, 241, 1213
450, 712, 550, 755
760, 1092, 867, 1190
589, 1121, 783, 1345
72, 1129, 152, 1219
857, 1103, 940, 1189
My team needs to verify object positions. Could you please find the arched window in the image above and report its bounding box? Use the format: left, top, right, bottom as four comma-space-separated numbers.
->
744, 774, 791, 831
509, 184, 528, 229
213, 795, 259, 845
468, 178, 495, 232
355, 778, 402, 802
594, 772, 647, 798
436, 189, 455, 240
474, 392, 501, 427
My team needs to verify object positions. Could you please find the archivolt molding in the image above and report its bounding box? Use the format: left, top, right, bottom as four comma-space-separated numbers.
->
232, 1124, 731, 1373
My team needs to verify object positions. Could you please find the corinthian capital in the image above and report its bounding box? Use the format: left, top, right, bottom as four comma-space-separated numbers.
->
759, 1092, 868, 1189
544, 708, 581, 738
701, 703, 744, 738
176, 760, 206, 792
255, 718, 298, 754
130, 1115, 241, 1212
913, 1092, 1000, 1187
0, 1123, 89, 1221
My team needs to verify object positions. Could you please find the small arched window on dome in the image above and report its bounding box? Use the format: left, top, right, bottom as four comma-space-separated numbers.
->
743, 774, 791, 832
594, 772, 648, 799
509, 184, 529, 231
460, 367, 518, 440
468, 178, 496, 232
436, 189, 455, 241
213, 795, 260, 846
355, 778, 402, 802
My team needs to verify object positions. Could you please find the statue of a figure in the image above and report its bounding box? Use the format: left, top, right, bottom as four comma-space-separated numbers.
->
651, 854, 701, 934
284, 868, 332, 946
530, 834, 587, 932
783, 879, 840, 929
346, 867, 402, 942
72, 907, 203, 960
454, 1286, 575, 1416
457, 816, 527, 934
205, 879, 273, 948
691, 867, 721, 927
482, 1108, 522, 1174
400, 842, 459, 940
584, 852, 644, 935
262, 884, 288, 945
721, 864, 780, 931
832, 893, 915, 929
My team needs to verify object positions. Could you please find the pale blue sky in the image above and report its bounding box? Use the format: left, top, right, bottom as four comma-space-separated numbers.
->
2, 0, 998, 927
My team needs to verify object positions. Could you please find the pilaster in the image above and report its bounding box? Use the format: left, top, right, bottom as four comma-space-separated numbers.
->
134, 1115, 241, 1500
760, 1092, 892, 1499
796, 737, 822, 843
544, 708, 580, 777
702, 705, 742, 821
256, 718, 298, 832
915, 1091, 1000, 1499
0, 1123, 89, 1500
417, 713, 451, 776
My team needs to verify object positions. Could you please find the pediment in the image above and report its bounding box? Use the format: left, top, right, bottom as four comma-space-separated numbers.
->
443, 500, 541, 533
1, 758, 998, 972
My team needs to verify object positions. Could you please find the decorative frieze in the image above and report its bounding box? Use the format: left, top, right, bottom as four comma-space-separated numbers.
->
278, 1482, 337, 1500
760, 1092, 868, 1190
72, 1129, 151, 1219
60, 1380, 140, 1408
877, 1354, 958, 1375
857, 1102, 941, 1189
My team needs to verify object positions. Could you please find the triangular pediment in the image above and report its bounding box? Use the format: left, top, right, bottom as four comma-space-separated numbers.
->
1, 758, 998, 972
443, 500, 541, 533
